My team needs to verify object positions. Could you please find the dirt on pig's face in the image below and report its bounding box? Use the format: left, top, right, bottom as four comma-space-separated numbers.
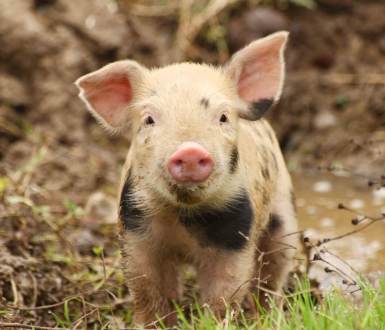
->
129, 64, 242, 208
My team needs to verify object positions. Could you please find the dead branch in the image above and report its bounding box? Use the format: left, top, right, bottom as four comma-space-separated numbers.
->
316, 204, 385, 246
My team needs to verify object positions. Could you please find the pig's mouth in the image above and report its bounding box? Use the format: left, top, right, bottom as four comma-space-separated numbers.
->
156, 158, 222, 206
168, 183, 206, 205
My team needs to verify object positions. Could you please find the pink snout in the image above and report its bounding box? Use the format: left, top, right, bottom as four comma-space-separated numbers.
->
167, 142, 214, 183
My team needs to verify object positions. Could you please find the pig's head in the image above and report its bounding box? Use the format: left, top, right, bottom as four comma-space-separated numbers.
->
75, 32, 288, 208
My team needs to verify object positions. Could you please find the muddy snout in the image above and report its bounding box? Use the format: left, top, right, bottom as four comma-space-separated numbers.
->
166, 142, 214, 183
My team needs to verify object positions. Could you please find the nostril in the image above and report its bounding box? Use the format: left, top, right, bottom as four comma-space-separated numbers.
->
175, 159, 183, 166
199, 158, 210, 167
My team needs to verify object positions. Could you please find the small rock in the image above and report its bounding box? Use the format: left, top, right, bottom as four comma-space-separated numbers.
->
85, 191, 117, 224
349, 199, 364, 209
321, 217, 334, 228
373, 187, 385, 201
313, 181, 332, 193
68, 228, 102, 254
314, 110, 337, 129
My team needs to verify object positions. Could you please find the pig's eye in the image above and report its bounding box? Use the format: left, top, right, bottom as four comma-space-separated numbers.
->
144, 115, 155, 126
219, 114, 229, 124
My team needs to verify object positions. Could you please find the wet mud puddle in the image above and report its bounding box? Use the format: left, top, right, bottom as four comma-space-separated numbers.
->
292, 172, 385, 290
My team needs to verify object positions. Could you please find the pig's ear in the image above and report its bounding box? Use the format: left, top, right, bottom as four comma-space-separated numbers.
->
75, 60, 147, 131
226, 31, 288, 120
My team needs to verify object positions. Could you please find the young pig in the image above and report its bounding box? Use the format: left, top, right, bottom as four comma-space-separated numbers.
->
75, 31, 298, 326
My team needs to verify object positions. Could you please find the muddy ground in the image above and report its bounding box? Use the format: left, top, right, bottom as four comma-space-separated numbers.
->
0, 0, 384, 327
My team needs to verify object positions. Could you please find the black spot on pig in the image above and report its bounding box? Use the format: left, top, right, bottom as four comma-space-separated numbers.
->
200, 97, 210, 108
267, 213, 282, 235
119, 172, 145, 232
261, 166, 270, 180
249, 98, 274, 120
180, 191, 253, 250
229, 146, 239, 173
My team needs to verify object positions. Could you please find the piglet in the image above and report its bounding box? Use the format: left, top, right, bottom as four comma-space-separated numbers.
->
76, 31, 298, 326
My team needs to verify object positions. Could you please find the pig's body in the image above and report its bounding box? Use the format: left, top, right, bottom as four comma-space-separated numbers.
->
76, 32, 298, 326
119, 112, 297, 324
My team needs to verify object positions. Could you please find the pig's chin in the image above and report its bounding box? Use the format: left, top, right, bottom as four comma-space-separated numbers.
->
167, 182, 207, 206
157, 178, 215, 207
155, 170, 224, 207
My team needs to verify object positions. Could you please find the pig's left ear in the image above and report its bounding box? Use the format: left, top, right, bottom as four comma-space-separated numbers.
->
225, 31, 288, 120
75, 60, 148, 131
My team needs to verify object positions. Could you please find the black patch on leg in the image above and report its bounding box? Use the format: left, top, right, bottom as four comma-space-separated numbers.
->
267, 213, 282, 235
248, 98, 274, 120
119, 172, 145, 232
229, 146, 239, 173
180, 190, 253, 250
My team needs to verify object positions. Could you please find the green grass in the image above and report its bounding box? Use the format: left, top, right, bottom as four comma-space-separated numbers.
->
162, 277, 385, 330
33, 276, 385, 329
3, 269, 384, 329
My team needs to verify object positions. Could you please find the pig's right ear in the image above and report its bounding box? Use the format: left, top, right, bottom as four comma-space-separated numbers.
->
75, 60, 147, 131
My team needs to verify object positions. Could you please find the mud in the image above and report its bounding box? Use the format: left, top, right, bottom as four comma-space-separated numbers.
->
294, 172, 385, 290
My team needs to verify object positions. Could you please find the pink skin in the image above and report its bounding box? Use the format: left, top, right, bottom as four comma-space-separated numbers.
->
167, 142, 214, 183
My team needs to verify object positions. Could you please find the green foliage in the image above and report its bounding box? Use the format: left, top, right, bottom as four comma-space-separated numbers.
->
160, 277, 385, 330
31, 275, 383, 328
64, 199, 85, 218
92, 246, 104, 256
0, 176, 9, 195
335, 94, 350, 109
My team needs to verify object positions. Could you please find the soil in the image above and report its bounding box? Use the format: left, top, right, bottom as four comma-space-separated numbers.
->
0, 0, 384, 327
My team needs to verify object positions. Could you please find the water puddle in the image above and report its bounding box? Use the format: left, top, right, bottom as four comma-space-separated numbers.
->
292, 172, 385, 290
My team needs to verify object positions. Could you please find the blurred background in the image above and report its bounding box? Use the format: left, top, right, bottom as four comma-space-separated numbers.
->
0, 0, 384, 327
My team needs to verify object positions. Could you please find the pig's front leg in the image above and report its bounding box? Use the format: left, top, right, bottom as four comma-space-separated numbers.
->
120, 235, 180, 327
197, 248, 255, 317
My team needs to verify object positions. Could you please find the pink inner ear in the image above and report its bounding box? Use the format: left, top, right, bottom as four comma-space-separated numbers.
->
237, 43, 282, 103
82, 75, 132, 127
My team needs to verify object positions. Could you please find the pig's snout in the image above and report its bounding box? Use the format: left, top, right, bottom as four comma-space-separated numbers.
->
167, 142, 214, 183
